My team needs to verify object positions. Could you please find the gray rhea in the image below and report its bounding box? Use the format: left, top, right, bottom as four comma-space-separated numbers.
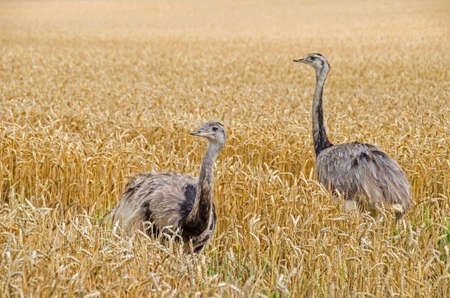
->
293, 53, 411, 217
111, 122, 226, 252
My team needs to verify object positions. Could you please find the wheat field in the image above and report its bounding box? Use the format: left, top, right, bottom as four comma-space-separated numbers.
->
0, 0, 449, 296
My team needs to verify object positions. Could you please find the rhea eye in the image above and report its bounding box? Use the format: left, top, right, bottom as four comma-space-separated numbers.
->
212, 127, 218, 132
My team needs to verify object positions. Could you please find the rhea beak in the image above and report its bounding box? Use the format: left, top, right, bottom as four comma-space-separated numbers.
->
190, 128, 207, 137
293, 58, 307, 63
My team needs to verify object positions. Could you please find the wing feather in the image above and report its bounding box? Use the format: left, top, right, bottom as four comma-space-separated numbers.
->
111, 171, 198, 234
316, 142, 411, 213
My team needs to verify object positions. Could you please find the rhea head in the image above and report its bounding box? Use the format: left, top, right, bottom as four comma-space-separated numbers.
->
190, 122, 226, 147
293, 53, 330, 73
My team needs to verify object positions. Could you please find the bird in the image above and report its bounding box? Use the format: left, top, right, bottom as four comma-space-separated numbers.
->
111, 122, 226, 252
293, 53, 411, 218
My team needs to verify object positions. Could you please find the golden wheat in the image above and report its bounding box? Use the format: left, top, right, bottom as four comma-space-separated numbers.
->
0, 0, 449, 296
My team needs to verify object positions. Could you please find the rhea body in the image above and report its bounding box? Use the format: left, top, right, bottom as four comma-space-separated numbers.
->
293, 53, 411, 217
111, 122, 226, 252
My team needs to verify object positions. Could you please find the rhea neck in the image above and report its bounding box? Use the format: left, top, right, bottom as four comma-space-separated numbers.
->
311, 63, 333, 156
184, 140, 221, 235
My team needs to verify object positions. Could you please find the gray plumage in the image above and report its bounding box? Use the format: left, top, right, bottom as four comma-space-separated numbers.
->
111, 122, 226, 252
294, 53, 411, 217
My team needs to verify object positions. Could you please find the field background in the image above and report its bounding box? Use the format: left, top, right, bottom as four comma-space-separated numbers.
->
0, 0, 449, 296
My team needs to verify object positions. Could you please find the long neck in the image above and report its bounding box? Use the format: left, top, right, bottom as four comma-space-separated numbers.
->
312, 67, 332, 156
183, 142, 220, 235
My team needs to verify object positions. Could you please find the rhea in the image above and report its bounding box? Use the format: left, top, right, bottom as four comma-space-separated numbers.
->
111, 122, 226, 252
293, 53, 411, 217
